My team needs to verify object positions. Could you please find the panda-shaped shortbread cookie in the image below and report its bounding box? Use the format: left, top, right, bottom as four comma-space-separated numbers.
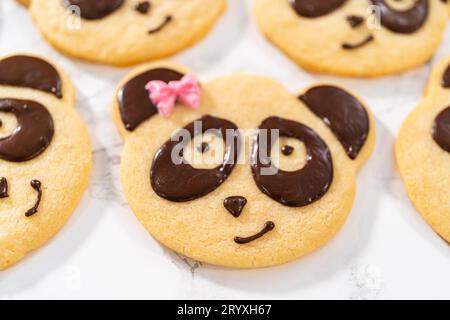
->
28, 0, 226, 66
254, 0, 449, 76
0, 54, 92, 270
396, 56, 450, 242
113, 62, 376, 268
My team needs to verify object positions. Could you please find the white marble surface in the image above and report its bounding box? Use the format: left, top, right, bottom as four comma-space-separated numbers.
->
0, 0, 449, 300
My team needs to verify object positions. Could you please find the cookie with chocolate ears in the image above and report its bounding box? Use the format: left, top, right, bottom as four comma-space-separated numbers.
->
254, 0, 448, 77
0, 54, 92, 270
30, 0, 226, 66
396, 56, 450, 242
113, 62, 375, 268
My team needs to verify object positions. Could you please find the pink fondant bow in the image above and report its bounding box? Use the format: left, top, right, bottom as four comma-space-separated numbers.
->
145, 74, 201, 117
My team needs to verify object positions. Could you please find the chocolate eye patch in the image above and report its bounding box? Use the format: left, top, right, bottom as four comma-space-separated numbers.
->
370, 0, 429, 34
290, 0, 348, 18
251, 117, 333, 207
432, 107, 450, 153
290, 0, 429, 33
0, 99, 50, 216
151, 115, 240, 202
0, 99, 54, 162
0, 56, 62, 99
65, 0, 172, 34
64, 0, 124, 20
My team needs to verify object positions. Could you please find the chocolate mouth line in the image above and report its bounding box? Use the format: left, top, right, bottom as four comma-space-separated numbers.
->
234, 221, 275, 244
0, 178, 43, 216
148, 15, 172, 34
0, 177, 8, 198
342, 34, 374, 50
25, 179, 42, 217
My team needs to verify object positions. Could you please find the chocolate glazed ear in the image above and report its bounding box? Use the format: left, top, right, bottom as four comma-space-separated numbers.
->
370, 0, 428, 34
0, 55, 63, 98
117, 68, 184, 131
299, 85, 369, 160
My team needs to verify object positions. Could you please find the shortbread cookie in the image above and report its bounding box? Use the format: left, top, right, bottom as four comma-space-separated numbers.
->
16, 0, 31, 7
396, 56, 450, 242
29, 0, 226, 66
0, 54, 92, 270
113, 62, 376, 268
254, 0, 448, 77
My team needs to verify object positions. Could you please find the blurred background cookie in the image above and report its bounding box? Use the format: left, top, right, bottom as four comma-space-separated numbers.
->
29, 0, 226, 66
254, 0, 449, 76
396, 56, 450, 243
0, 54, 92, 270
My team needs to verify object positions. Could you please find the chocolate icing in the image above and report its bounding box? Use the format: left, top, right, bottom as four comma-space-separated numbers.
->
290, 0, 347, 18
149, 16, 172, 34
151, 115, 240, 202
197, 142, 210, 154
299, 85, 369, 160
281, 145, 294, 156
442, 64, 450, 88
370, 0, 428, 34
346, 15, 364, 28
0, 177, 8, 198
64, 0, 124, 20
342, 35, 374, 50
432, 107, 450, 153
25, 180, 42, 217
251, 117, 333, 207
135, 1, 150, 14
224, 196, 247, 218
0, 56, 62, 98
0, 99, 54, 162
118, 68, 184, 131
234, 221, 275, 244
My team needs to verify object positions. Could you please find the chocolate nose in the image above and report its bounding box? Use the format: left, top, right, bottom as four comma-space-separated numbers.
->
224, 196, 247, 218
346, 15, 364, 28
135, 1, 151, 14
